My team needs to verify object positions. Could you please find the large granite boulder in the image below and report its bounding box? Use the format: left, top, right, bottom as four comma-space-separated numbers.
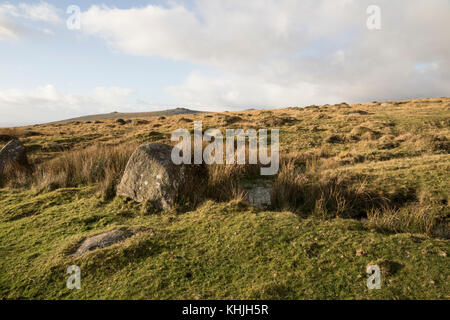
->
0, 139, 28, 173
117, 143, 205, 209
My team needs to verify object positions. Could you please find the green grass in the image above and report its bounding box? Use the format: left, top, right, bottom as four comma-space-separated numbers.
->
1, 98, 449, 299
0, 187, 448, 299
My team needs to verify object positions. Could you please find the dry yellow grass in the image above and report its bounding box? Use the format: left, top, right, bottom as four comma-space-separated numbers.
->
1, 97, 449, 235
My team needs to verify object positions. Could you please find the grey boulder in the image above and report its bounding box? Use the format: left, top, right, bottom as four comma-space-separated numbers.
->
0, 139, 28, 173
117, 143, 203, 209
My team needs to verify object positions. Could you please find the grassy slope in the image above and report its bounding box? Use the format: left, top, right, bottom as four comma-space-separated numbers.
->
0, 97, 449, 299
0, 188, 448, 300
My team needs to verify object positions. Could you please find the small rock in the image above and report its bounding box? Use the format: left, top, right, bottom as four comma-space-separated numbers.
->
247, 186, 271, 209
73, 230, 135, 256
242, 182, 272, 209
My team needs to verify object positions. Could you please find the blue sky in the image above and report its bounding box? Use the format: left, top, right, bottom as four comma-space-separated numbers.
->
0, 1, 202, 109
0, 0, 449, 126
0, 22, 198, 102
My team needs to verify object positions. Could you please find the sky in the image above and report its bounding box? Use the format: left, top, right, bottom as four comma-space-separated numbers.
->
0, 0, 449, 126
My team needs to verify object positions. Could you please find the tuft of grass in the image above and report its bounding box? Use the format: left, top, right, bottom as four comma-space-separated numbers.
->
1, 143, 138, 198
368, 203, 445, 236
0, 127, 25, 140
271, 160, 387, 218
0, 161, 31, 188
206, 162, 261, 202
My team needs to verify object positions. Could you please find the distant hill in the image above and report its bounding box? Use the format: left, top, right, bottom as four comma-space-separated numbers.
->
52, 107, 203, 123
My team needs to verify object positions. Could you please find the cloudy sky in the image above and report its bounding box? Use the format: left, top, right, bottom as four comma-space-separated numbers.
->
0, 0, 449, 126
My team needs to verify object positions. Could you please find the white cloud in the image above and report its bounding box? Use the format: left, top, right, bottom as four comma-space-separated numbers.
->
81, 0, 450, 108
0, 18, 18, 40
0, 5, 20, 40
165, 71, 328, 110
0, 85, 135, 125
93, 86, 134, 105
0, 1, 61, 23
0, 1, 61, 40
